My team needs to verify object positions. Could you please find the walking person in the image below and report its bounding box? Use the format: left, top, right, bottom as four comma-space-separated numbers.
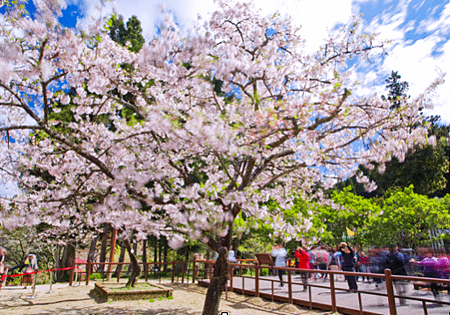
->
358, 250, 369, 282
0, 248, 5, 273
328, 249, 343, 281
316, 247, 329, 279
339, 242, 358, 292
295, 245, 310, 291
228, 246, 238, 276
271, 242, 287, 287
370, 248, 386, 288
21, 254, 38, 289
0, 248, 6, 285
385, 244, 408, 305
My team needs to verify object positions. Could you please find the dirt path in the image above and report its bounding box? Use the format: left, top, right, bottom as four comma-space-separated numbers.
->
0, 281, 334, 314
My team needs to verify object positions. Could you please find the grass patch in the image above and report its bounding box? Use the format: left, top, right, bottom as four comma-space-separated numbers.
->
108, 282, 156, 291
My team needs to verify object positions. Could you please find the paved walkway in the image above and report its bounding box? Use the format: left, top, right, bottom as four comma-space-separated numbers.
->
0, 282, 71, 295
202, 275, 450, 315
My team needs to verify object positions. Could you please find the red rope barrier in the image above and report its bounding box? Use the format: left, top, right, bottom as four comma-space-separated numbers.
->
1, 266, 76, 279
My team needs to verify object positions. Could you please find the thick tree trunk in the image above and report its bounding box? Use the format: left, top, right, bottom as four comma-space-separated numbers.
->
142, 240, 147, 263
66, 242, 76, 280
66, 242, 76, 267
163, 237, 168, 272
202, 225, 233, 315
158, 238, 162, 264
133, 241, 138, 258
87, 234, 98, 273
121, 232, 141, 287
55, 244, 62, 281
202, 245, 229, 315
185, 244, 190, 261
57, 243, 68, 280
153, 236, 158, 262
127, 240, 138, 276
98, 224, 110, 275
142, 239, 147, 276
113, 240, 126, 278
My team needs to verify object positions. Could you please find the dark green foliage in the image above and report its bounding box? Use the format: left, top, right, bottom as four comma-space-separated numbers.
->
381, 70, 409, 110
108, 14, 145, 53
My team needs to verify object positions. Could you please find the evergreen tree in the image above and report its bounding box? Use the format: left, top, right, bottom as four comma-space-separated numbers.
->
108, 14, 145, 53
381, 70, 410, 110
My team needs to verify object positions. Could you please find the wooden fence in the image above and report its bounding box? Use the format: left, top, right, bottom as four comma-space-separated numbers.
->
71, 259, 450, 315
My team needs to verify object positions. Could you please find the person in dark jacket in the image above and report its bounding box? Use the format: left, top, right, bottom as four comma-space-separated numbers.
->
385, 244, 408, 305
339, 242, 358, 291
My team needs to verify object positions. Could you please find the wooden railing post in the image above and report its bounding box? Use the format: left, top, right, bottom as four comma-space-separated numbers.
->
230, 263, 234, 291
385, 269, 397, 315
255, 264, 259, 297
86, 261, 91, 285
288, 269, 292, 304
329, 270, 337, 313
106, 228, 117, 281
193, 260, 197, 283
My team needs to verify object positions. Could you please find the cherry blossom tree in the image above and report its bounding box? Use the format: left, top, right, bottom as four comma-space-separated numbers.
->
0, 1, 444, 314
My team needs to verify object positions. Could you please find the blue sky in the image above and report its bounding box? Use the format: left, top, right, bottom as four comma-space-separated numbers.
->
60, 0, 449, 123
0, 0, 449, 197
1, 0, 448, 122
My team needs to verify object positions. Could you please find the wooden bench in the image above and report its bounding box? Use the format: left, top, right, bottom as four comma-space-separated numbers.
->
413, 281, 430, 290
255, 253, 274, 275
255, 253, 273, 267
413, 281, 450, 292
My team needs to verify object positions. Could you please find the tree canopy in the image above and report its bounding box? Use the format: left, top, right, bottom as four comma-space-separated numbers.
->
365, 186, 450, 248
0, 1, 445, 314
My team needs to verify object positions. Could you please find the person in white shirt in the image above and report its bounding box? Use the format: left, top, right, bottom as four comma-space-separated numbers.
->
272, 242, 287, 287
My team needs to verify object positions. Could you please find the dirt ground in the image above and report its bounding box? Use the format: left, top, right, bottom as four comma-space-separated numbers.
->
0, 280, 336, 315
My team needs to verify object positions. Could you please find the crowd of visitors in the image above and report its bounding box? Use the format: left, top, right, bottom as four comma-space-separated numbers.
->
268, 241, 450, 302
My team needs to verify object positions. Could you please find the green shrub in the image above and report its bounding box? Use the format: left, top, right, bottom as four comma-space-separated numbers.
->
89, 273, 103, 280
7, 276, 21, 286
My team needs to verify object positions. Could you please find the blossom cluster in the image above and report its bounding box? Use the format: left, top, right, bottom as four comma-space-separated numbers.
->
0, 0, 442, 248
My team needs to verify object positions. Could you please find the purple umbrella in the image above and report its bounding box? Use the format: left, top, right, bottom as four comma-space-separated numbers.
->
418, 257, 450, 279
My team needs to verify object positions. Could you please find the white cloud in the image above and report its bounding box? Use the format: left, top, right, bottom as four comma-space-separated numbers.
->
76, 0, 352, 52
76, 0, 218, 42
254, 0, 353, 53
347, 0, 450, 124
417, 2, 450, 35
